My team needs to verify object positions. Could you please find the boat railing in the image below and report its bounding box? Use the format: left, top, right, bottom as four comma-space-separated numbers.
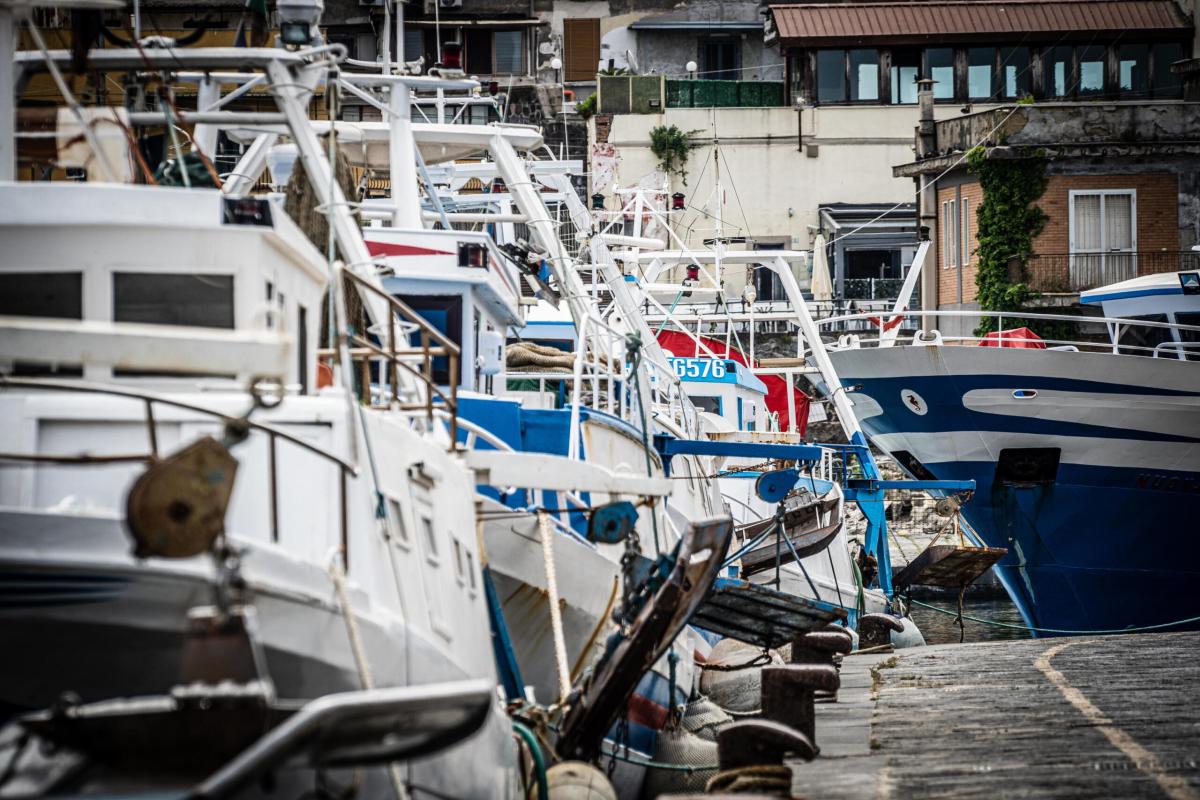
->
322, 268, 461, 444
0, 375, 358, 564
813, 308, 1200, 361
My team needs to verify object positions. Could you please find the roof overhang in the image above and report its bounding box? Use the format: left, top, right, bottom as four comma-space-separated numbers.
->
768, 0, 1193, 47
630, 18, 763, 31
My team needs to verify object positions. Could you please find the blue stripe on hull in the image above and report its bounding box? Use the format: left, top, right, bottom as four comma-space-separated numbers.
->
923, 459, 1200, 634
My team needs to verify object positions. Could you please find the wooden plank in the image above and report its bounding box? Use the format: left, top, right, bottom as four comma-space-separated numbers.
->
892, 544, 1007, 591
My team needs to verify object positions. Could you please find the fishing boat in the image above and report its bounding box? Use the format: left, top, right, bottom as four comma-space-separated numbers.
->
819, 267, 1200, 634
0, 22, 518, 796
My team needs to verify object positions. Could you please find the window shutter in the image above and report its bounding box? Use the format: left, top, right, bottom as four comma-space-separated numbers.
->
564, 18, 600, 82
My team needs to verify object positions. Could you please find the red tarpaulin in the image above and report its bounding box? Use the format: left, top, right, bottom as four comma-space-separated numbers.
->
979, 327, 1046, 349
656, 330, 810, 436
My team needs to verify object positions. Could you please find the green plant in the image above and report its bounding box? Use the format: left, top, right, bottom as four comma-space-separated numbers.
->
576, 92, 596, 119
1016, 93, 1036, 105
966, 144, 1048, 336
598, 66, 629, 76
649, 124, 698, 183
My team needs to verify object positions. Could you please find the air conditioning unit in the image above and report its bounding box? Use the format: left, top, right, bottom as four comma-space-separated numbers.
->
439, 0, 462, 8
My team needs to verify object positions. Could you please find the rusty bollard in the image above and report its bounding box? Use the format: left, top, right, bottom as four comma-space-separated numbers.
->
760, 663, 840, 744
710, 718, 815, 796
790, 628, 854, 666
858, 612, 904, 649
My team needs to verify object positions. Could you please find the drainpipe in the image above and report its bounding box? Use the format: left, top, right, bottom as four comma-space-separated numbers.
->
916, 78, 938, 327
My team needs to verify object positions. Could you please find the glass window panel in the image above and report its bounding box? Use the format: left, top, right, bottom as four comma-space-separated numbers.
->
1105, 195, 1134, 250
890, 50, 920, 104
113, 273, 234, 329
1153, 43, 1184, 96
1000, 47, 1031, 98
1078, 45, 1105, 95
0, 272, 82, 319
816, 49, 846, 103
849, 49, 878, 101
1047, 46, 1072, 98
1072, 194, 1102, 251
926, 48, 954, 99
403, 30, 424, 63
967, 47, 995, 99
961, 198, 971, 264
1118, 44, 1149, 96
493, 30, 523, 74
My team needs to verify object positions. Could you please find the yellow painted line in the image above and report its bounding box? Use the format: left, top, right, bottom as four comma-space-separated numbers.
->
1034, 641, 1200, 800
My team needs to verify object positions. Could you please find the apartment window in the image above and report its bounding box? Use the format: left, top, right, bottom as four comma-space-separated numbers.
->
402, 29, 424, 63
465, 29, 524, 75
849, 49, 879, 101
701, 38, 742, 81
890, 50, 920, 104
967, 47, 996, 99
816, 49, 846, 103
926, 48, 954, 100
942, 200, 957, 268
1000, 47, 1031, 99
1152, 43, 1184, 97
960, 198, 971, 265
1119, 44, 1150, 96
1047, 46, 1072, 98
1078, 45, 1106, 96
1070, 190, 1137, 288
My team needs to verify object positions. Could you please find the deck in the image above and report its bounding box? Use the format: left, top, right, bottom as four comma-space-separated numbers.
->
792, 632, 1200, 799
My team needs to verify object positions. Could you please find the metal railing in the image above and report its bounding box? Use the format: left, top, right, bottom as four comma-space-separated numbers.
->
842, 277, 909, 301
322, 269, 461, 445
1025, 251, 1200, 293
817, 308, 1200, 360
0, 376, 358, 563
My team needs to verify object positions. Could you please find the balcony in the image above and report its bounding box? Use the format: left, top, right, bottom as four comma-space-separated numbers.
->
1025, 251, 1200, 293
843, 277, 907, 301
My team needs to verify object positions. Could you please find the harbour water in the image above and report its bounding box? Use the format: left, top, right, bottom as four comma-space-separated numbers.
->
908, 596, 1032, 645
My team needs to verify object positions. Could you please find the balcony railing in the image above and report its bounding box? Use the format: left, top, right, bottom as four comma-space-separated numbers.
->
1025, 251, 1200, 293
843, 277, 908, 301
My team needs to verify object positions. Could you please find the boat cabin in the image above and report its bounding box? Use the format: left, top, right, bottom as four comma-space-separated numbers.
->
667, 356, 769, 432
0, 184, 328, 390
1081, 270, 1200, 359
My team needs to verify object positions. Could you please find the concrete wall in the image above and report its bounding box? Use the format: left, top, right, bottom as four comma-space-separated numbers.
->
591, 103, 980, 255
634, 30, 783, 81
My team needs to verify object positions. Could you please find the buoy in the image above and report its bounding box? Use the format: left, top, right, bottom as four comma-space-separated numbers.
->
547, 761, 617, 800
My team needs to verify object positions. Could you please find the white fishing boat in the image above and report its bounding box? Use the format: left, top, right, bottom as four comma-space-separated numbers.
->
0, 20, 518, 796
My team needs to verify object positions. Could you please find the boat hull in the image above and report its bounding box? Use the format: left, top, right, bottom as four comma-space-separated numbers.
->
828, 344, 1200, 634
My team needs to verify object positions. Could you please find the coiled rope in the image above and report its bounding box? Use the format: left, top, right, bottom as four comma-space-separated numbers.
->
909, 598, 1200, 636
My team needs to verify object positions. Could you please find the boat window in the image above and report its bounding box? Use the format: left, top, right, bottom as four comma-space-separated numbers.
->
691, 395, 721, 415
1175, 312, 1200, 360
1118, 314, 1173, 356
396, 294, 462, 385
452, 537, 466, 583
422, 515, 439, 563
0, 271, 82, 319
113, 273, 234, 329
466, 550, 477, 591
387, 498, 411, 548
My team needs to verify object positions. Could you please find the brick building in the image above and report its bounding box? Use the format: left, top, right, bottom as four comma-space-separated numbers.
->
895, 100, 1200, 334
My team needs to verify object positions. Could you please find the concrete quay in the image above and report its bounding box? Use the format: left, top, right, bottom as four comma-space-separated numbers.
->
790, 632, 1200, 799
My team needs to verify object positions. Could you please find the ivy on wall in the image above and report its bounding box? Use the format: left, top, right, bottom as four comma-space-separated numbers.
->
967, 145, 1048, 335
649, 125, 698, 184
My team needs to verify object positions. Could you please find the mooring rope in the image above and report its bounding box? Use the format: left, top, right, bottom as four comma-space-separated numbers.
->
909, 598, 1200, 636
537, 510, 572, 702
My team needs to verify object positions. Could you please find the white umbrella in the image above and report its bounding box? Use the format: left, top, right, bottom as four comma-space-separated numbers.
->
811, 233, 833, 302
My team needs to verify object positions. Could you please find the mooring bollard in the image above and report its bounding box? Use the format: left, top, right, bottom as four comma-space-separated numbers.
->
708, 718, 815, 796
858, 612, 904, 649
761, 663, 840, 743
790, 628, 854, 666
